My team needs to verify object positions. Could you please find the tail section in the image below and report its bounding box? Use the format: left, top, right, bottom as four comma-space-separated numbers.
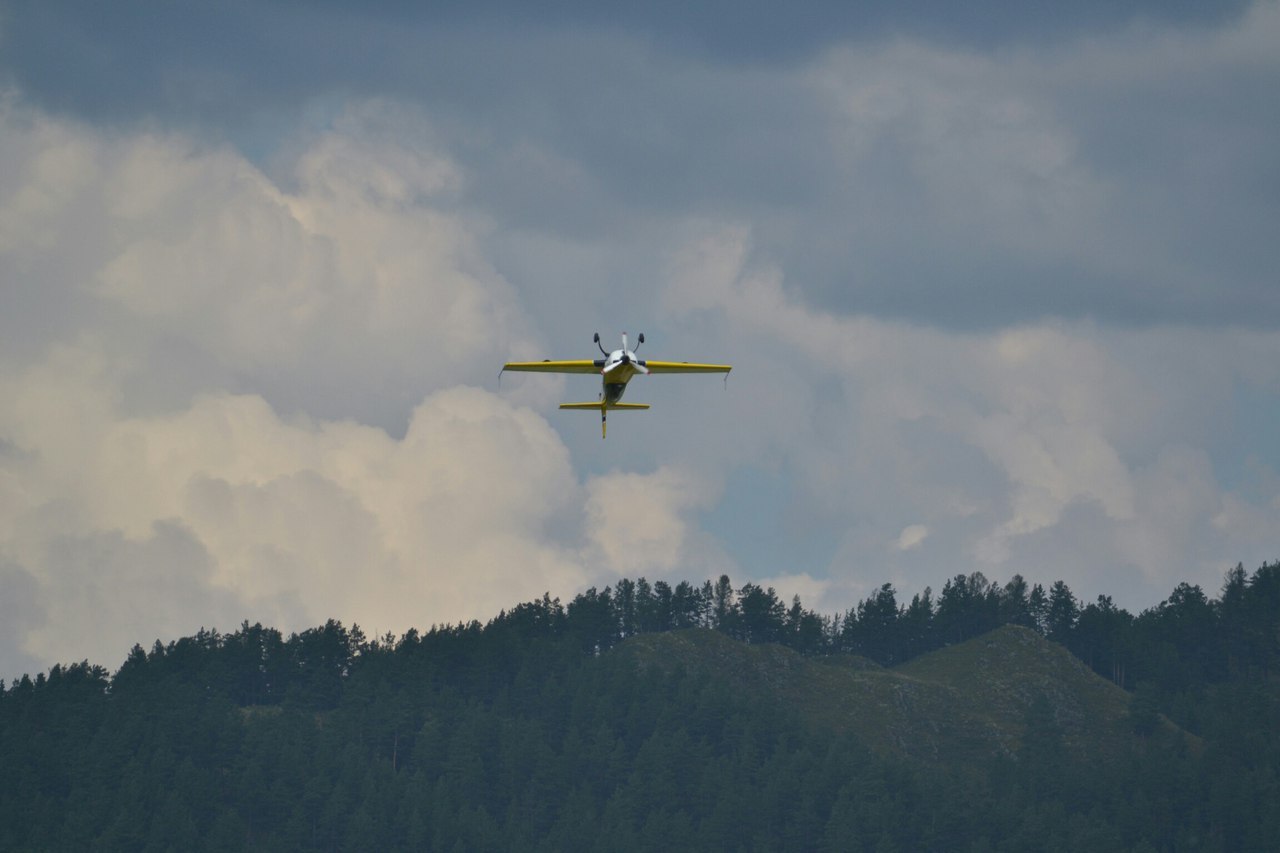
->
558, 403, 651, 410
559, 401, 650, 438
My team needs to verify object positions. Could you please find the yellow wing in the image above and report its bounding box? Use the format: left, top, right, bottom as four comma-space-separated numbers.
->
502, 360, 603, 374
639, 360, 732, 374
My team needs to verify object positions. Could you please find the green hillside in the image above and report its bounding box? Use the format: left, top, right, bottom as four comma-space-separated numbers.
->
620, 625, 1147, 767
2, 565, 1278, 850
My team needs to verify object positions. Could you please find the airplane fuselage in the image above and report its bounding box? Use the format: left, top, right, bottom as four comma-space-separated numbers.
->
600, 349, 645, 404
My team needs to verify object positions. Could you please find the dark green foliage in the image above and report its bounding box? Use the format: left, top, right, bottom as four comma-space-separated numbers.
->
1127, 682, 1161, 737
2, 562, 1278, 850
1045, 580, 1080, 644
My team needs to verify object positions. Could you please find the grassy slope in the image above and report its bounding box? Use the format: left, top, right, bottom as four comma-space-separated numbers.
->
619, 625, 1141, 767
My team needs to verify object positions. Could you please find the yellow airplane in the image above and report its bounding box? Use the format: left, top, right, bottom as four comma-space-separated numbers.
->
502, 332, 731, 438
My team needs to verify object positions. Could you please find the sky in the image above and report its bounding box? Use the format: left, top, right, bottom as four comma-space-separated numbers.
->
1, 0, 1278, 679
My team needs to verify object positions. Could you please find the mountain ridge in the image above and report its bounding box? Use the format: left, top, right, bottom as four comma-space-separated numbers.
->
618, 624, 1158, 767
3, 582, 1275, 850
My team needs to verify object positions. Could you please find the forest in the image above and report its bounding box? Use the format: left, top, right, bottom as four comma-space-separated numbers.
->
2, 562, 1278, 851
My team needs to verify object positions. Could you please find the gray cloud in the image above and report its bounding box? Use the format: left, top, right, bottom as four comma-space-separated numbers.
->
473, 7, 1280, 331
31, 521, 248, 667
4, 2, 1275, 333
1, 0, 1254, 117
657, 227, 1280, 611
2, 3, 1278, 675
0, 558, 45, 680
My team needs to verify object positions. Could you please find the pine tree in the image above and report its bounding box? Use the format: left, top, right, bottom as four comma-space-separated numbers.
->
1045, 580, 1079, 644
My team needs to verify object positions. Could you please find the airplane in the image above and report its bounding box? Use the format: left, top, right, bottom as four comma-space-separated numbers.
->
502, 332, 731, 438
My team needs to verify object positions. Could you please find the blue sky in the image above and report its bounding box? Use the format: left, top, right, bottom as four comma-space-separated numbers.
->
1, 0, 1278, 677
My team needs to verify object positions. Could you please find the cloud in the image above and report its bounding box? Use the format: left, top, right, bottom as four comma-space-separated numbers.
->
897, 525, 929, 551
0, 101, 599, 674
582, 466, 728, 578
3, 3, 1279, 673
29, 522, 244, 670
0, 559, 46, 679
0, 0, 1255, 124
660, 226, 1280, 608
0, 334, 595, 672
792, 4, 1280, 328
7, 4, 1275, 332
0, 98, 761, 676
89, 101, 536, 427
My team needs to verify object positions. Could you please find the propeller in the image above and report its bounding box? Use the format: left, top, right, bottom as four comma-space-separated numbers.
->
620, 332, 648, 373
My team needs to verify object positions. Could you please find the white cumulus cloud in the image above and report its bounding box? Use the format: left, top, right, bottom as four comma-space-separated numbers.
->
0, 100, 599, 677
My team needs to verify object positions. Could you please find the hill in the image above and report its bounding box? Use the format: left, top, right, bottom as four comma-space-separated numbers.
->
619, 624, 1146, 767
3, 565, 1278, 850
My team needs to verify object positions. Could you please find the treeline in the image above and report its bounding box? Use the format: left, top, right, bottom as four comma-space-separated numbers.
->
1, 564, 1278, 850
563, 563, 1280, 697
2, 625, 1162, 852
5, 562, 1277, 722
831, 562, 1280, 693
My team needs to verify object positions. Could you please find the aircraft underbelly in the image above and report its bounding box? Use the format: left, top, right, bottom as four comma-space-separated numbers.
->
601, 363, 638, 404
603, 382, 627, 404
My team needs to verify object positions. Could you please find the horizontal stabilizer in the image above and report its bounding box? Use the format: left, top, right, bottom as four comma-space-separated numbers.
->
559, 402, 650, 410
